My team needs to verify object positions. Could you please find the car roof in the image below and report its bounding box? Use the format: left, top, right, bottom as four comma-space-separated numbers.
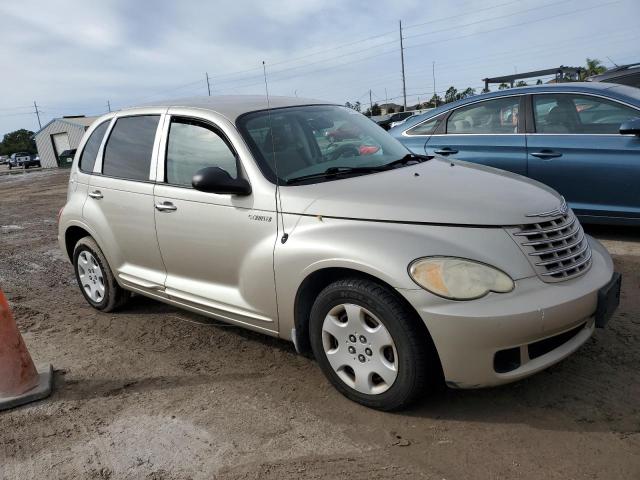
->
136, 95, 333, 122
589, 66, 640, 82
393, 82, 640, 133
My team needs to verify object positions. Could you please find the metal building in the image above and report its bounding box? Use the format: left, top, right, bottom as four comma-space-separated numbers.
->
33, 116, 98, 168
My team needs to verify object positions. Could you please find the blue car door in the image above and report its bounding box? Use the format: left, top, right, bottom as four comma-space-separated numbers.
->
424, 95, 528, 175
526, 92, 640, 222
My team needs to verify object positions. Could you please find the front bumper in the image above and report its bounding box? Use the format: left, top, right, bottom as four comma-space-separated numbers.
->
398, 236, 615, 388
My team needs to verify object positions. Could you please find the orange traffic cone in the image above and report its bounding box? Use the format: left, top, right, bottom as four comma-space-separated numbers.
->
0, 289, 53, 411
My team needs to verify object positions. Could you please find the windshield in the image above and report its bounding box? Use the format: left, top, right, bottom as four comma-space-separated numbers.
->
237, 105, 410, 185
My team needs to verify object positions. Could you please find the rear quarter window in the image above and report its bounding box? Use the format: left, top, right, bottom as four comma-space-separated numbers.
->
79, 121, 110, 173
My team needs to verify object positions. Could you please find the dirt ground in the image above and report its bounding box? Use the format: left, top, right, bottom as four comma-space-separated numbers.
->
0, 169, 638, 480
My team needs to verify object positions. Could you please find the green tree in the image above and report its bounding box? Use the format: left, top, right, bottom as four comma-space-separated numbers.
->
0, 129, 37, 155
444, 86, 458, 103
370, 103, 381, 116
354, 101, 361, 112
580, 58, 607, 80
536, 79, 543, 85
426, 93, 442, 107
387, 107, 395, 114
344, 101, 353, 109
515, 81, 527, 87
498, 82, 510, 90
457, 87, 476, 100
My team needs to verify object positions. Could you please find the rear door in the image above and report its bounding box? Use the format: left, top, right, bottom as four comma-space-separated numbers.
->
425, 95, 528, 175
86, 109, 168, 292
526, 92, 640, 221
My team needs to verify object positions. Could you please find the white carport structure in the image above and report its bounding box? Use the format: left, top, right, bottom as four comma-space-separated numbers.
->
33, 116, 98, 168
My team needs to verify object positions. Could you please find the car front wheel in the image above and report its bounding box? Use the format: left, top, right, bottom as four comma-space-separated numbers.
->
73, 236, 130, 312
309, 278, 437, 410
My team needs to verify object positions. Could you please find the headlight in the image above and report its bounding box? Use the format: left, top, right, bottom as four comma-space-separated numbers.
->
408, 257, 514, 300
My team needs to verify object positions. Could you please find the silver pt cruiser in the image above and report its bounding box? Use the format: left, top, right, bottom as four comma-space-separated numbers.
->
58, 96, 621, 410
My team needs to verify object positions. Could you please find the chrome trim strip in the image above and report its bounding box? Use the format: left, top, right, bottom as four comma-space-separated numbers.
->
521, 223, 581, 246
527, 231, 585, 256
540, 249, 592, 276
515, 216, 575, 236
525, 197, 567, 218
401, 91, 639, 137
534, 242, 590, 266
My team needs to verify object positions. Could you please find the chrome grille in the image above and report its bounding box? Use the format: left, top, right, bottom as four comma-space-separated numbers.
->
507, 210, 592, 282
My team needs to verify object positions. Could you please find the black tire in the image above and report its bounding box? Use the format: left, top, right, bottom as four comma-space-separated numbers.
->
73, 236, 130, 312
309, 277, 438, 411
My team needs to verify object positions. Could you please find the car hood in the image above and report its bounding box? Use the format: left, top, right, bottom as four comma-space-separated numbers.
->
280, 158, 563, 226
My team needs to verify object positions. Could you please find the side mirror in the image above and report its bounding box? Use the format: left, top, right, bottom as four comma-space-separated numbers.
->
620, 117, 640, 136
192, 167, 251, 196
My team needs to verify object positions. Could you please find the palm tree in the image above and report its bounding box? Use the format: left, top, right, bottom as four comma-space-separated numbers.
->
580, 58, 607, 80
444, 87, 458, 103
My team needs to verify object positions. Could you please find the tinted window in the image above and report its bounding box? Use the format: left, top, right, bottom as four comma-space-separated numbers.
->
533, 94, 639, 134
103, 115, 160, 180
166, 119, 237, 186
405, 115, 444, 136
79, 121, 109, 173
447, 97, 520, 134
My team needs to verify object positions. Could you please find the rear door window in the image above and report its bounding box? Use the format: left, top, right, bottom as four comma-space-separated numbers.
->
405, 114, 445, 136
447, 97, 520, 134
79, 121, 110, 173
533, 94, 639, 134
102, 115, 160, 180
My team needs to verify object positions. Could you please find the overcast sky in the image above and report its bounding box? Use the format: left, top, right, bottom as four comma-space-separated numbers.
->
1, 0, 638, 137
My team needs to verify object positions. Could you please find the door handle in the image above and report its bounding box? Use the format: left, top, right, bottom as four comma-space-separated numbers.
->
155, 201, 177, 212
530, 151, 562, 159
433, 148, 458, 155
88, 190, 103, 199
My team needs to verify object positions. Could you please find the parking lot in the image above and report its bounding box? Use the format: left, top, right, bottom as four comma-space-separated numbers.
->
0, 168, 638, 479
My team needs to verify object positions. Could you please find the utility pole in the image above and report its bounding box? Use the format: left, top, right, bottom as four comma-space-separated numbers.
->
432, 61, 437, 107
384, 88, 388, 106
33, 101, 41, 129
107, 100, 111, 112
399, 20, 407, 111
369, 89, 373, 113
206, 72, 212, 96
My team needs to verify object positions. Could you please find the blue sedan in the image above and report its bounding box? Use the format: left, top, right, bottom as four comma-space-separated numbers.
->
390, 83, 640, 225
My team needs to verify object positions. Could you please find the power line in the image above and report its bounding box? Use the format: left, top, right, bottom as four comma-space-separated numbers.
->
405, 0, 621, 51
403, 0, 574, 41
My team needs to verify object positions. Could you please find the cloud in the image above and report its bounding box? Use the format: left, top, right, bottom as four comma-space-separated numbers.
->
0, 0, 638, 136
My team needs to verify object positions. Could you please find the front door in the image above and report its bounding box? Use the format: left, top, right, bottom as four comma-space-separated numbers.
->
425, 95, 528, 175
86, 111, 167, 291
526, 92, 640, 220
153, 112, 279, 332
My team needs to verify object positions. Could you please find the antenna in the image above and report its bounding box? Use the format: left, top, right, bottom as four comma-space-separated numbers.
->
263, 61, 288, 244
606, 56, 619, 67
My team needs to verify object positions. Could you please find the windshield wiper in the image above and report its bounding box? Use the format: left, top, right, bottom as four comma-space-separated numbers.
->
286, 166, 386, 185
382, 153, 432, 169
285, 154, 432, 185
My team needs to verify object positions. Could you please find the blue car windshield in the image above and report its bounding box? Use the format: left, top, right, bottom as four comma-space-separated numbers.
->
237, 105, 410, 185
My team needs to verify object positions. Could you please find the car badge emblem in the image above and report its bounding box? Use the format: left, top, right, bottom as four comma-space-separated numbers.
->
526, 197, 568, 218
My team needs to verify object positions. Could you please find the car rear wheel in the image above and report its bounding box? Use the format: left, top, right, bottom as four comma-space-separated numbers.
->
309, 277, 436, 410
73, 236, 130, 312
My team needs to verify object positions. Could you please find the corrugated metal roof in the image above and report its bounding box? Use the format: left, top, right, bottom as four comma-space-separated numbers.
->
33, 116, 99, 137
60, 116, 99, 127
